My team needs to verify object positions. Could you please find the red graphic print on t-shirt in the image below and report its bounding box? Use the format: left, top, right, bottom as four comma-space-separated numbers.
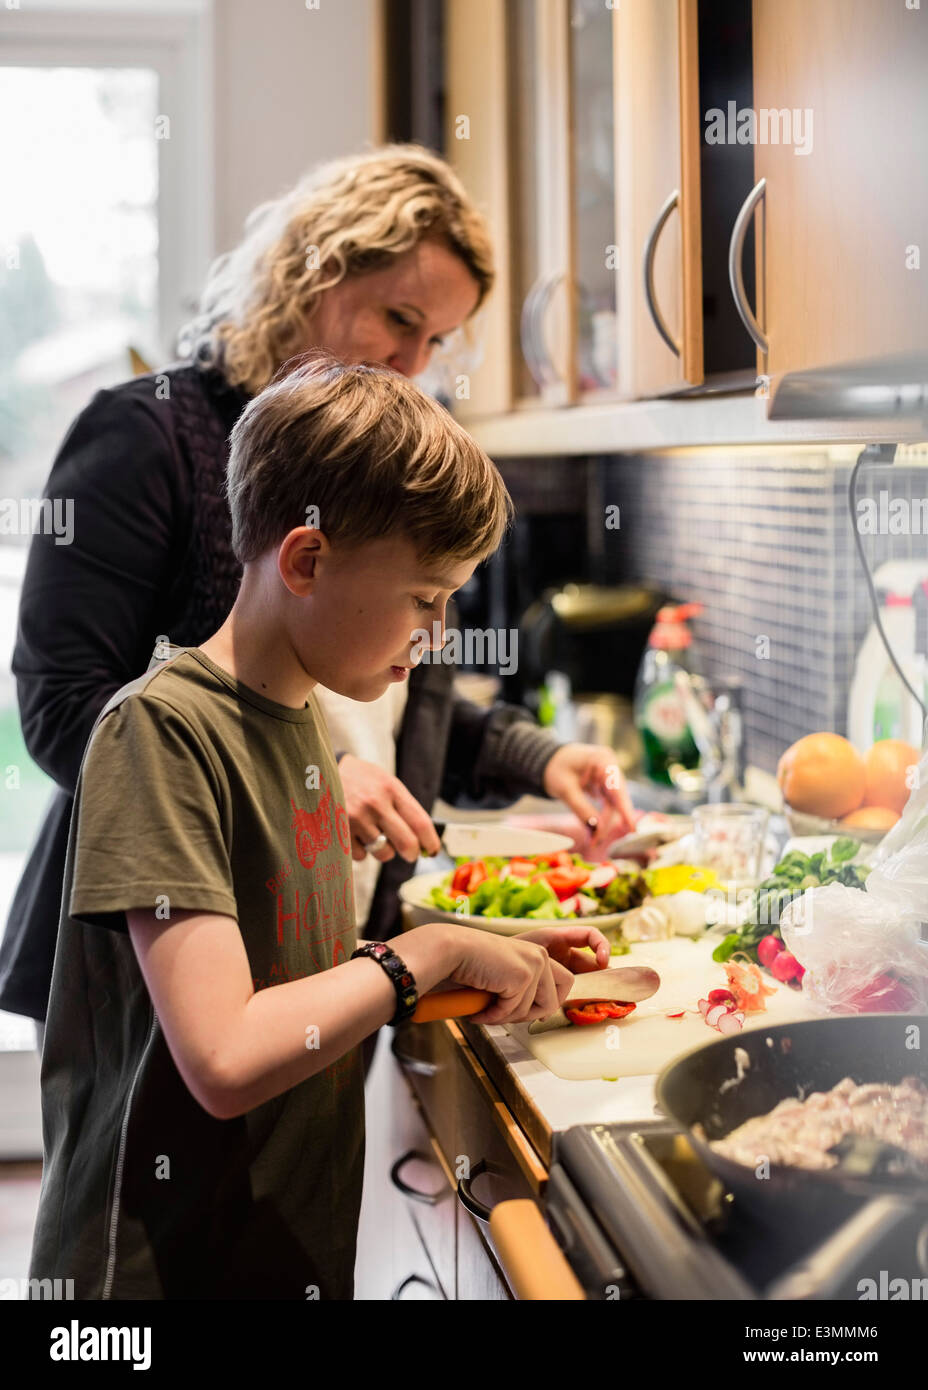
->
290, 785, 333, 867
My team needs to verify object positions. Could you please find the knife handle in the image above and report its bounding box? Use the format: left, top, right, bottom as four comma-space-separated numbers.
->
410, 988, 493, 1023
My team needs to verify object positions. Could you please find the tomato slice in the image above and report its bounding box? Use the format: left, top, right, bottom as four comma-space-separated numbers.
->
451, 860, 489, 894
565, 1000, 637, 1026
451, 864, 472, 893
544, 867, 592, 900
465, 860, 488, 892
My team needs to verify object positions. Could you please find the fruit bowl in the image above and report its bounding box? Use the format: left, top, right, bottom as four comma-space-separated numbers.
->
782, 805, 890, 845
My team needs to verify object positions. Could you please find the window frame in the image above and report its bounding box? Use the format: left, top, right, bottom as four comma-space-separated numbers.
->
0, 0, 214, 360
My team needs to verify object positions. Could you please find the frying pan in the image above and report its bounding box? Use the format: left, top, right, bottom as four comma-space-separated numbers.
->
656, 1014, 928, 1298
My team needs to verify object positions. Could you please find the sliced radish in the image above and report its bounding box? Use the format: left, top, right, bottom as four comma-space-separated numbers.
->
587, 864, 618, 889
559, 894, 579, 915
706, 1003, 729, 1027
718, 1010, 745, 1034
698, 998, 711, 1016
574, 893, 600, 917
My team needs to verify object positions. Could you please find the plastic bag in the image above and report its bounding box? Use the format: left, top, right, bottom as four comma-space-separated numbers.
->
779, 747, 928, 1015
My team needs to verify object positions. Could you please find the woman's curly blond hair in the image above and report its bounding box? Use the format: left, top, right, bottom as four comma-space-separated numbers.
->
177, 143, 495, 397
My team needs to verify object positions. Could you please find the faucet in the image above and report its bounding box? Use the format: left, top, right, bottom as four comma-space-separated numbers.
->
671, 671, 745, 802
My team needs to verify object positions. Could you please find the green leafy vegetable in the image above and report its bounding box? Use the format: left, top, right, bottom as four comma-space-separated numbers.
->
717, 837, 868, 965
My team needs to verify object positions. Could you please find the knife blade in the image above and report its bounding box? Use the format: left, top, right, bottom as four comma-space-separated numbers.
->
431, 822, 575, 860
526, 964, 661, 1034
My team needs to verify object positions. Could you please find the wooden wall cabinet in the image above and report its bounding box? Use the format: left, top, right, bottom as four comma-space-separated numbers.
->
746, 0, 928, 381
615, 0, 704, 396
444, 0, 708, 415
442, 0, 925, 425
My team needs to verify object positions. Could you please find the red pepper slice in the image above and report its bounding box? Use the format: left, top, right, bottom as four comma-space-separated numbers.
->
565, 1000, 637, 1026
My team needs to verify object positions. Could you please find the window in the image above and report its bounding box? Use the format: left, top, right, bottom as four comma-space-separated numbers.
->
0, 3, 210, 1070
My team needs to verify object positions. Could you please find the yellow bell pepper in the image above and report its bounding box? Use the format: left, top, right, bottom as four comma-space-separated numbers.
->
644, 864, 720, 896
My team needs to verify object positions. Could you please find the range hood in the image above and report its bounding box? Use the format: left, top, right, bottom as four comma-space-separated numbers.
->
768, 351, 928, 424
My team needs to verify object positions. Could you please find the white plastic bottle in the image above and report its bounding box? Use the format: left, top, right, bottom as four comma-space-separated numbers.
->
847, 561, 928, 751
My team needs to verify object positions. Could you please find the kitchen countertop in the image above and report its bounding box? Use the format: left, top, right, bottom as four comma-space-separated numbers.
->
458, 1016, 663, 1169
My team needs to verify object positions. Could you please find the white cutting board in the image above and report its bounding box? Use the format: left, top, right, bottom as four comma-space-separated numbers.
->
506, 935, 817, 1080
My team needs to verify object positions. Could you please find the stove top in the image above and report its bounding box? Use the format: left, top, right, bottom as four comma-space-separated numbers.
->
546, 1119, 928, 1300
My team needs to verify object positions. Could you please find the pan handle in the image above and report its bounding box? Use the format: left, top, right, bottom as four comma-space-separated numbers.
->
765, 1195, 912, 1300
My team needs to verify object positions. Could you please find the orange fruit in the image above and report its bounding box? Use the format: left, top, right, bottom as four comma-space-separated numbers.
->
839, 805, 899, 830
862, 739, 919, 816
777, 732, 866, 819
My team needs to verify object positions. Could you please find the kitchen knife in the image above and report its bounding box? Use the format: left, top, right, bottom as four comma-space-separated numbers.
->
430, 822, 575, 860
409, 965, 661, 1028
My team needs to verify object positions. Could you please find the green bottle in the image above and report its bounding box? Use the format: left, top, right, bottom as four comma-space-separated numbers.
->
634, 603, 703, 785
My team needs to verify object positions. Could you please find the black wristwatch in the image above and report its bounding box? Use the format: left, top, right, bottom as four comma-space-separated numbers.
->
351, 941, 418, 1025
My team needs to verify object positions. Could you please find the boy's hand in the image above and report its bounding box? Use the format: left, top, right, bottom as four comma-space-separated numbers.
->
541, 743, 636, 850
337, 755, 441, 863
415, 924, 575, 1027
513, 923, 611, 974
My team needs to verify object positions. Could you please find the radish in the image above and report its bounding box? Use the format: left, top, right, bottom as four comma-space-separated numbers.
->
587, 863, 617, 890
771, 951, 802, 983
757, 934, 782, 969
574, 893, 601, 917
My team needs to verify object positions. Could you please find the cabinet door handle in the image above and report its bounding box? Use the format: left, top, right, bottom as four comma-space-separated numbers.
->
457, 1157, 508, 1223
642, 189, 682, 356
390, 1272, 444, 1300
520, 273, 547, 389
390, 1032, 438, 1077
390, 1148, 445, 1206
728, 177, 768, 353
534, 271, 566, 387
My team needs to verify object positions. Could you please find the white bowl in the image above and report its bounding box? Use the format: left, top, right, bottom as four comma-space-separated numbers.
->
783, 805, 891, 845
398, 870, 632, 938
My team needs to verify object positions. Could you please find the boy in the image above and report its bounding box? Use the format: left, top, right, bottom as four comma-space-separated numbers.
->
28, 354, 609, 1300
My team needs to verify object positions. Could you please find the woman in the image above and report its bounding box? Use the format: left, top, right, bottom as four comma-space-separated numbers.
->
0, 144, 634, 1043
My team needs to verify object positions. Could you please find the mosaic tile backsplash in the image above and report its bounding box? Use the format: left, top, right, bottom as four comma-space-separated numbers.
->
593, 446, 928, 774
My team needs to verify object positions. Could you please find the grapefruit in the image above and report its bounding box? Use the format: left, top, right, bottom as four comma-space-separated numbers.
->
862, 739, 919, 816
839, 805, 899, 830
776, 732, 866, 820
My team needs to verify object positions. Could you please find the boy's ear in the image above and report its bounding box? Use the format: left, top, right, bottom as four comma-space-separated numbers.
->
277, 527, 329, 595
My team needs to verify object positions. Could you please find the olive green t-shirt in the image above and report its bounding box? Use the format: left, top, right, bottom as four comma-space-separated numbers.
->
28, 648, 365, 1300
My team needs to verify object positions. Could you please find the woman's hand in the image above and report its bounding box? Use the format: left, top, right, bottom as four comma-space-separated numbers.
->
337, 754, 441, 863
542, 743, 636, 852
513, 923, 611, 974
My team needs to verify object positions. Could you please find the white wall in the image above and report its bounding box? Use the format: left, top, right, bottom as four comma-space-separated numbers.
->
212, 0, 385, 255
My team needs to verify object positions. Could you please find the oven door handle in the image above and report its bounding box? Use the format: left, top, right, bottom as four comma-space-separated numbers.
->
456, 1159, 494, 1222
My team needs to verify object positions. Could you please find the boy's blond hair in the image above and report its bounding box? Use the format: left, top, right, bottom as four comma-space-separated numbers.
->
180, 144, 494, 396
226, 352, 512, 569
